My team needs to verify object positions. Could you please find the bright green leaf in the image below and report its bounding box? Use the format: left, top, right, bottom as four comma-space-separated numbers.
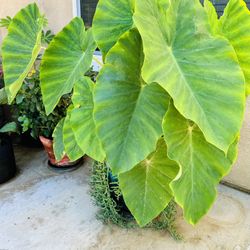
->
53, 118, 65, 161
2, 3, 45, 103
71, 77, 105, 162
134, 0, 245, 153
163, 102, 238, 225
94, 29, 169, 174
40, 17, 96, 115
0, 16, 12, 29
92, 0, 134, 57
203, 0, 219, 34
119, 138, 179, 227
63, 111, 84, 162
218, 0, 250, 95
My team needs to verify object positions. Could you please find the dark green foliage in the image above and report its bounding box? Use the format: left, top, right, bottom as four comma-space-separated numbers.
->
12, 67, 98, 139
90, 161, 182, 240
41, 30, 55, 45
13, 67, 71, 139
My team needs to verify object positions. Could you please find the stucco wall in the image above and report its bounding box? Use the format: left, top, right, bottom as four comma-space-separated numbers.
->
0, 0, 74, 43
224, 98, 250, 191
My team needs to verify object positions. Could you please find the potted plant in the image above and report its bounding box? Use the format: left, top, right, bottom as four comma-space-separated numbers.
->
90, 161, 181, 239
0, 15, 84, 170
2, 0, 250, 229
12, 67, 78, 168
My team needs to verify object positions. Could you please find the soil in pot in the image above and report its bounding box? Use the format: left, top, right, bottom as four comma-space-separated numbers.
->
90, 161, 182, 240
0, 135, 16, 184
39, 136, 82, 172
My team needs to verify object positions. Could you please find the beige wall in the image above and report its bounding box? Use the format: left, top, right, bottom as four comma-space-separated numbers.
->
224, 98, 250, 191
0, 0, 74, 43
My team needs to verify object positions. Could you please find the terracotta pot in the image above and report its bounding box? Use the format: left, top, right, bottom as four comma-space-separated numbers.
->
39, 136, 80, 167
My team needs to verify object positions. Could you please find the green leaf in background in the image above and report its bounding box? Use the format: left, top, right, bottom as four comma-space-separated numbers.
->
1, 3, 45, 103
203, 0, 219, 34
134, 0, 245, 153
40, 17, 96, 115
53, 118, 65, 161
63, 111, 84, 162
92, 0, 134, 57
119, 138, 179, 227
163, 102, 238, 225
218, 0, 250, 95
94, 29, 169, 174
0, 88, 8, 104
0, 16, 12, 28
0, 122, 17, 133
71, 77, 105, 162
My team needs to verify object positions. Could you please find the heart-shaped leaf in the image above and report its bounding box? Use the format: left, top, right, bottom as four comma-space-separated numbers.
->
163, 102, 238, 225
63, 111, 84, 161
70, 77, 105, 162
2, 3, 45, 103
94, 29, 169, 174
218, 0, 250, 95
40, 17, 96, 115
119, 138, 179, 227
92, 0, 134, 57
134, 0, 245, 153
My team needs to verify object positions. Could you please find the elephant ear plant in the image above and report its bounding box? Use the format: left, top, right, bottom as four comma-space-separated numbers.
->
1, 0, 250, 228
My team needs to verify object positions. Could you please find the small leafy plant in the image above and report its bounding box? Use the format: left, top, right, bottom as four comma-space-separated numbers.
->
13, 67, 71, 139
1, 0, 250, 228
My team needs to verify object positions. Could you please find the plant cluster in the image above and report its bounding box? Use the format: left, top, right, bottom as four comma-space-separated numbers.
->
90, 161, 181, 240
1, 0, 250, 228
13, 67, 71, 139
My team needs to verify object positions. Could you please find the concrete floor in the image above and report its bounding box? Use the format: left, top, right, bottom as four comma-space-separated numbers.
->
0, 147, 250, 250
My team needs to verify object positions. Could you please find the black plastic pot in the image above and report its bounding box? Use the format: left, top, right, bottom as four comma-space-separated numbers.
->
0, 135, 16, 184
108, 171, 133, 219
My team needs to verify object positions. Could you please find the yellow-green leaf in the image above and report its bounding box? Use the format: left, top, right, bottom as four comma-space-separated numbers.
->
94, 29, 169, 174
40, 17, 96, 115
134, 0, 245, 153
119, 138, 179, 226
2, 3, 45, 103
163, 102, 239, 225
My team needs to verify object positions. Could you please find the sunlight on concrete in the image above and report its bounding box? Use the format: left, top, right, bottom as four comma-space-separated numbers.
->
0, 147, 249, 250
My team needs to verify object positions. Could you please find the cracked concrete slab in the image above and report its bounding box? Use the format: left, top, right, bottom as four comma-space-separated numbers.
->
0, 147, 249, 250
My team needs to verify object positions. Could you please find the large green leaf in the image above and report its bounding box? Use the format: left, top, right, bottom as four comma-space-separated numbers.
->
119, 138, 179, 227
40, 17, 96, 115
163, 102, 238, 225
63, 111, 84, 161
1, 3, 45, 103
134, 0, 245, 153
53, 118, 65, 161
217, 0, 250, 95
0, 122, 17, 133
70, 77, 105, 162
92, 0, 134, 57
94, 29, 169, 174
